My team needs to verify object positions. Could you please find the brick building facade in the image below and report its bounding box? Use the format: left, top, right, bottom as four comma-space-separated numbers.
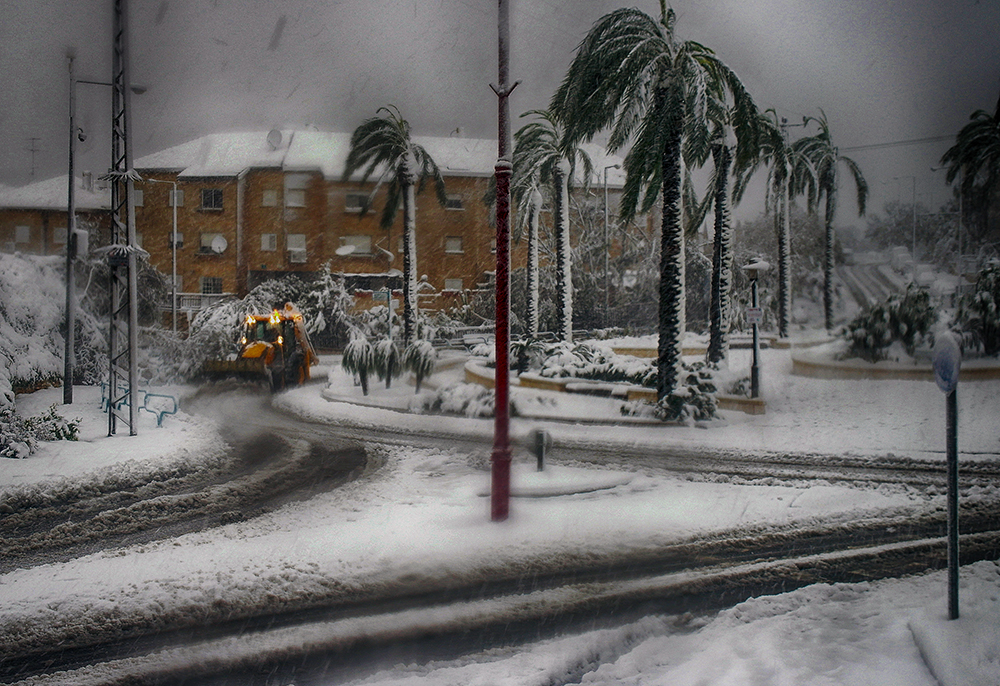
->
1, 129, 627, 326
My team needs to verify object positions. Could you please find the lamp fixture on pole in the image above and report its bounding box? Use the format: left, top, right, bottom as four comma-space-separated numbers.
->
603, 164, 620, 329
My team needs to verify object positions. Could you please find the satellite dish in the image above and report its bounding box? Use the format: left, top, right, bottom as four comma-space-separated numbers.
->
335, 244, 356, 256
266, 129, 283, 150
211, 235, 228, 254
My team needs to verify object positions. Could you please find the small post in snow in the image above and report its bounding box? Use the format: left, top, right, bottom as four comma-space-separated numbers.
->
531, 428, 551, 471
933, 329, 961, 620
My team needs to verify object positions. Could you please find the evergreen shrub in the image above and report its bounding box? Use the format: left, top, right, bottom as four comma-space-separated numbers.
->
843, 285, 936, 362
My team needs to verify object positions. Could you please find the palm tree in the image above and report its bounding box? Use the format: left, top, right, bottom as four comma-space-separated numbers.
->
703, 97, 762, 362
941, 90, 1000, 241
733, 109, 814, 340
793, 110, 868, 331
342, 105, 447, 344
512, 109, 593, 342
551, 1, 757, 399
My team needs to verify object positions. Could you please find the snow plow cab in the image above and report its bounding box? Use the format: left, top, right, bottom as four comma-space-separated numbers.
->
202, 303, 317, 391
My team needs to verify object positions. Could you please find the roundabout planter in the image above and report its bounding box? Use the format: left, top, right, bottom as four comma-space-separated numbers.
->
791, 349, 1000, 382
464, 360, 766, 416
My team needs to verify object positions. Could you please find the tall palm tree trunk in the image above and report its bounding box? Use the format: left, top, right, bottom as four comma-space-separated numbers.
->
554, 163, 572, 342
401, 159, 418, 344
777, 169, 791, 338
658, 126, 685, 400
822, 186, 837, 331
527, 188, 542, 337
708, 143, 732, 364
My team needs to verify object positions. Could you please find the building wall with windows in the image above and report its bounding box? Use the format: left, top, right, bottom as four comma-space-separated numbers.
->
0, 131, 627, 323
0, 175, 112, 257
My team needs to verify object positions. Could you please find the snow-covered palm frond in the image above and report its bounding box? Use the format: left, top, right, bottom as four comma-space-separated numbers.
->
941, 95, 1000, 238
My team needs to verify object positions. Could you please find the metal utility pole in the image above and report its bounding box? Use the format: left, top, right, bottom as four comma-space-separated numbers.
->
64, 55, 78, 405
603, 164, 619, 329
490, 0, 518, 522
106, 0, 140, 436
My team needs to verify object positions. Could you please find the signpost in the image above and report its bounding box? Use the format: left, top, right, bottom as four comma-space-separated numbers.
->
933, 330, 961, 620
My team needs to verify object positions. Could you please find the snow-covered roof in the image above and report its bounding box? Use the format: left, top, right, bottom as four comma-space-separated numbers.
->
133, 130, 628, 186
0, 174, 111, 212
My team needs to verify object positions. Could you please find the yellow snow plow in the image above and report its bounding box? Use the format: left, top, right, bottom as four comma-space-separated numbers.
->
202, 304, 317, 391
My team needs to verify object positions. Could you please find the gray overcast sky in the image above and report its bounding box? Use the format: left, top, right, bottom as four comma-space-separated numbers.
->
2, 0, 998, 224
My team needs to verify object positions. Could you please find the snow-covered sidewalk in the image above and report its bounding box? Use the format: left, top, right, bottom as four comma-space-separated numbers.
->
1, 346, 998, 685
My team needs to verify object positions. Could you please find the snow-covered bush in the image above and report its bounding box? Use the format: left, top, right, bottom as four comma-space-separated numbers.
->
621, 361, 719, 422
1, 404, 80, 459
341, 336, 375, 396
411, 381, 494, 417
956, 261, 1000, 356
403, 340, 436, 393
537, 342, 657, 388
373, 339, 402, 389
510, 337, 547, 374
843, 285, 936, 362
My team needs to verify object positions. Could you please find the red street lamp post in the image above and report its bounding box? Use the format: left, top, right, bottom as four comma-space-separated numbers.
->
490, 0, 518, 521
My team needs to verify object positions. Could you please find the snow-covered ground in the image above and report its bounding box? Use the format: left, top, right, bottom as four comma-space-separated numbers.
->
1, 346, 998, 685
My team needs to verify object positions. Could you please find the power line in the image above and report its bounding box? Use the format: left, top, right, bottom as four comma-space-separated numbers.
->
841, 135, 953, 153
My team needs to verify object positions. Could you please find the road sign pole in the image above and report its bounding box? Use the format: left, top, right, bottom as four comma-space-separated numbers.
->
946, 386, 959, 620
933, 330, 961, 620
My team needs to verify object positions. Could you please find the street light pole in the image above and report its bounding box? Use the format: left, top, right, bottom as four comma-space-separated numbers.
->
490, 0, 519, 522
64, 53, 78, 405
603, 164, 619, 330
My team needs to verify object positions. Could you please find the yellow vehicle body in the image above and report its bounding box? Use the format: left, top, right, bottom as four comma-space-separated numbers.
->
203, 304, 317, 391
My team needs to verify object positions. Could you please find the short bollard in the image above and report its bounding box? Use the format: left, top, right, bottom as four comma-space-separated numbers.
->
532, 428, 551, 471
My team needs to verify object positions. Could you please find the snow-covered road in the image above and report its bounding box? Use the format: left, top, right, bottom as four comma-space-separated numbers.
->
2, 345, 998, 684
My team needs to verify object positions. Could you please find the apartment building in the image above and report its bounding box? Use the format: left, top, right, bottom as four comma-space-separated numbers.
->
1, 129, 627, 325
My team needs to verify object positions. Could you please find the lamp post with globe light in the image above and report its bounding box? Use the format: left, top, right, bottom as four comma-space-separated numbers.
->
742, 259, 770, 399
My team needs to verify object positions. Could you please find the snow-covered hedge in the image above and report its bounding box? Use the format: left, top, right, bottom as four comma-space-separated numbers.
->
411, 381, 494, 417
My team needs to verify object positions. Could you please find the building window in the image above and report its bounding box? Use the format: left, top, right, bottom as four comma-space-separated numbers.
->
284, 174, 309, 208
14, 226, 31, 243
53, 227, 67, 245
287, 233, 307, 263
133, 190, 144, 207
200, 276, 223, 295
135, 233, 144, 250
201, 188, 223, 210
444, 278, 463, 291
345, 192, 369, 213
445, 194, 464, 210
200, 232, 226, 254
169, 232, 184, 248
490, 239, 497, 254
261, 233, 277, 251
340, 235, 372, 255
168, 189, 184, 207
261, 189, 279, 207
444, 236, 463, 254
172, 275, 184, 292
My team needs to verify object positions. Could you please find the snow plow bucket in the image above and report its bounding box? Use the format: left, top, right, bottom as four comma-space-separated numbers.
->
201, 358, 271, 388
